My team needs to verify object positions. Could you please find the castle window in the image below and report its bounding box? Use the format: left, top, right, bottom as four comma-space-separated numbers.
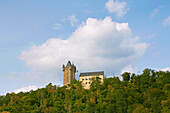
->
89, 82, 90, 84
86, 82, 87, 84
86, 78, 88, 80
82, 78, 84, 80
89, 78, 91, 80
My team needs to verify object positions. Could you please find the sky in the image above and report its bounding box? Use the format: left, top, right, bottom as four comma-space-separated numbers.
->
0, 0, 170, 95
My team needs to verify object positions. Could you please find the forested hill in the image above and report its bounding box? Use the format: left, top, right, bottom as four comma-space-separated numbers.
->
0, 69, 169, 113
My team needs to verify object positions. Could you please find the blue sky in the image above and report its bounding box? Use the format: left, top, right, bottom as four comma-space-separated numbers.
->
0, 0, 170, 95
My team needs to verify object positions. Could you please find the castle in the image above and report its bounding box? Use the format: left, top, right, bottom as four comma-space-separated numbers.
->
62, 61, 104, 89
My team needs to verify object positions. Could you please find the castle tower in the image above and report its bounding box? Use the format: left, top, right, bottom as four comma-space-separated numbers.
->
62, 61, 76, 86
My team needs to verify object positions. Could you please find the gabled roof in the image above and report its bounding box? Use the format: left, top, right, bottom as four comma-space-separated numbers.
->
79, 71, 104, 77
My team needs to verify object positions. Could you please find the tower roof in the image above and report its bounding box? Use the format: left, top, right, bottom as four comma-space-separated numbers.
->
66, 61, 72, 67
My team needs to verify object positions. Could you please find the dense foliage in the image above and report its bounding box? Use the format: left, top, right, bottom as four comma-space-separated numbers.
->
0, 69, 169, 113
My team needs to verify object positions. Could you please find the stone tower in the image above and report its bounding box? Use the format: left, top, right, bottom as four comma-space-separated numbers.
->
62, 61, 76, 86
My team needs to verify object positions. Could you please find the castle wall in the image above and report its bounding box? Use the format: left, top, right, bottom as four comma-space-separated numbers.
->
79, 74, 104, 89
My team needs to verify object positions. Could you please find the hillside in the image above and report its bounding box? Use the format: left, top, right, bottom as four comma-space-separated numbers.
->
0, 68, 169, 113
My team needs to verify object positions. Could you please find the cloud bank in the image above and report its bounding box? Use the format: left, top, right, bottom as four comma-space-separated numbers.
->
105, 0, 129, 18
19, 17, 148, 85
157, 67, 170, 72
121, 65, 137, 74
14, 85, 38, 94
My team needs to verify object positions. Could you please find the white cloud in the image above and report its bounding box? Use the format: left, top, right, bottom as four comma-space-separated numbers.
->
105, 0, 129, 18
19, 17, 148, 84
53, 23, 62, 30
68, 14, 78, 27
150, 6, 161, 18
157, 67, 170, 72
121, 65, 137, 74
163, 16, 170, 27
14, 85, 38, 94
